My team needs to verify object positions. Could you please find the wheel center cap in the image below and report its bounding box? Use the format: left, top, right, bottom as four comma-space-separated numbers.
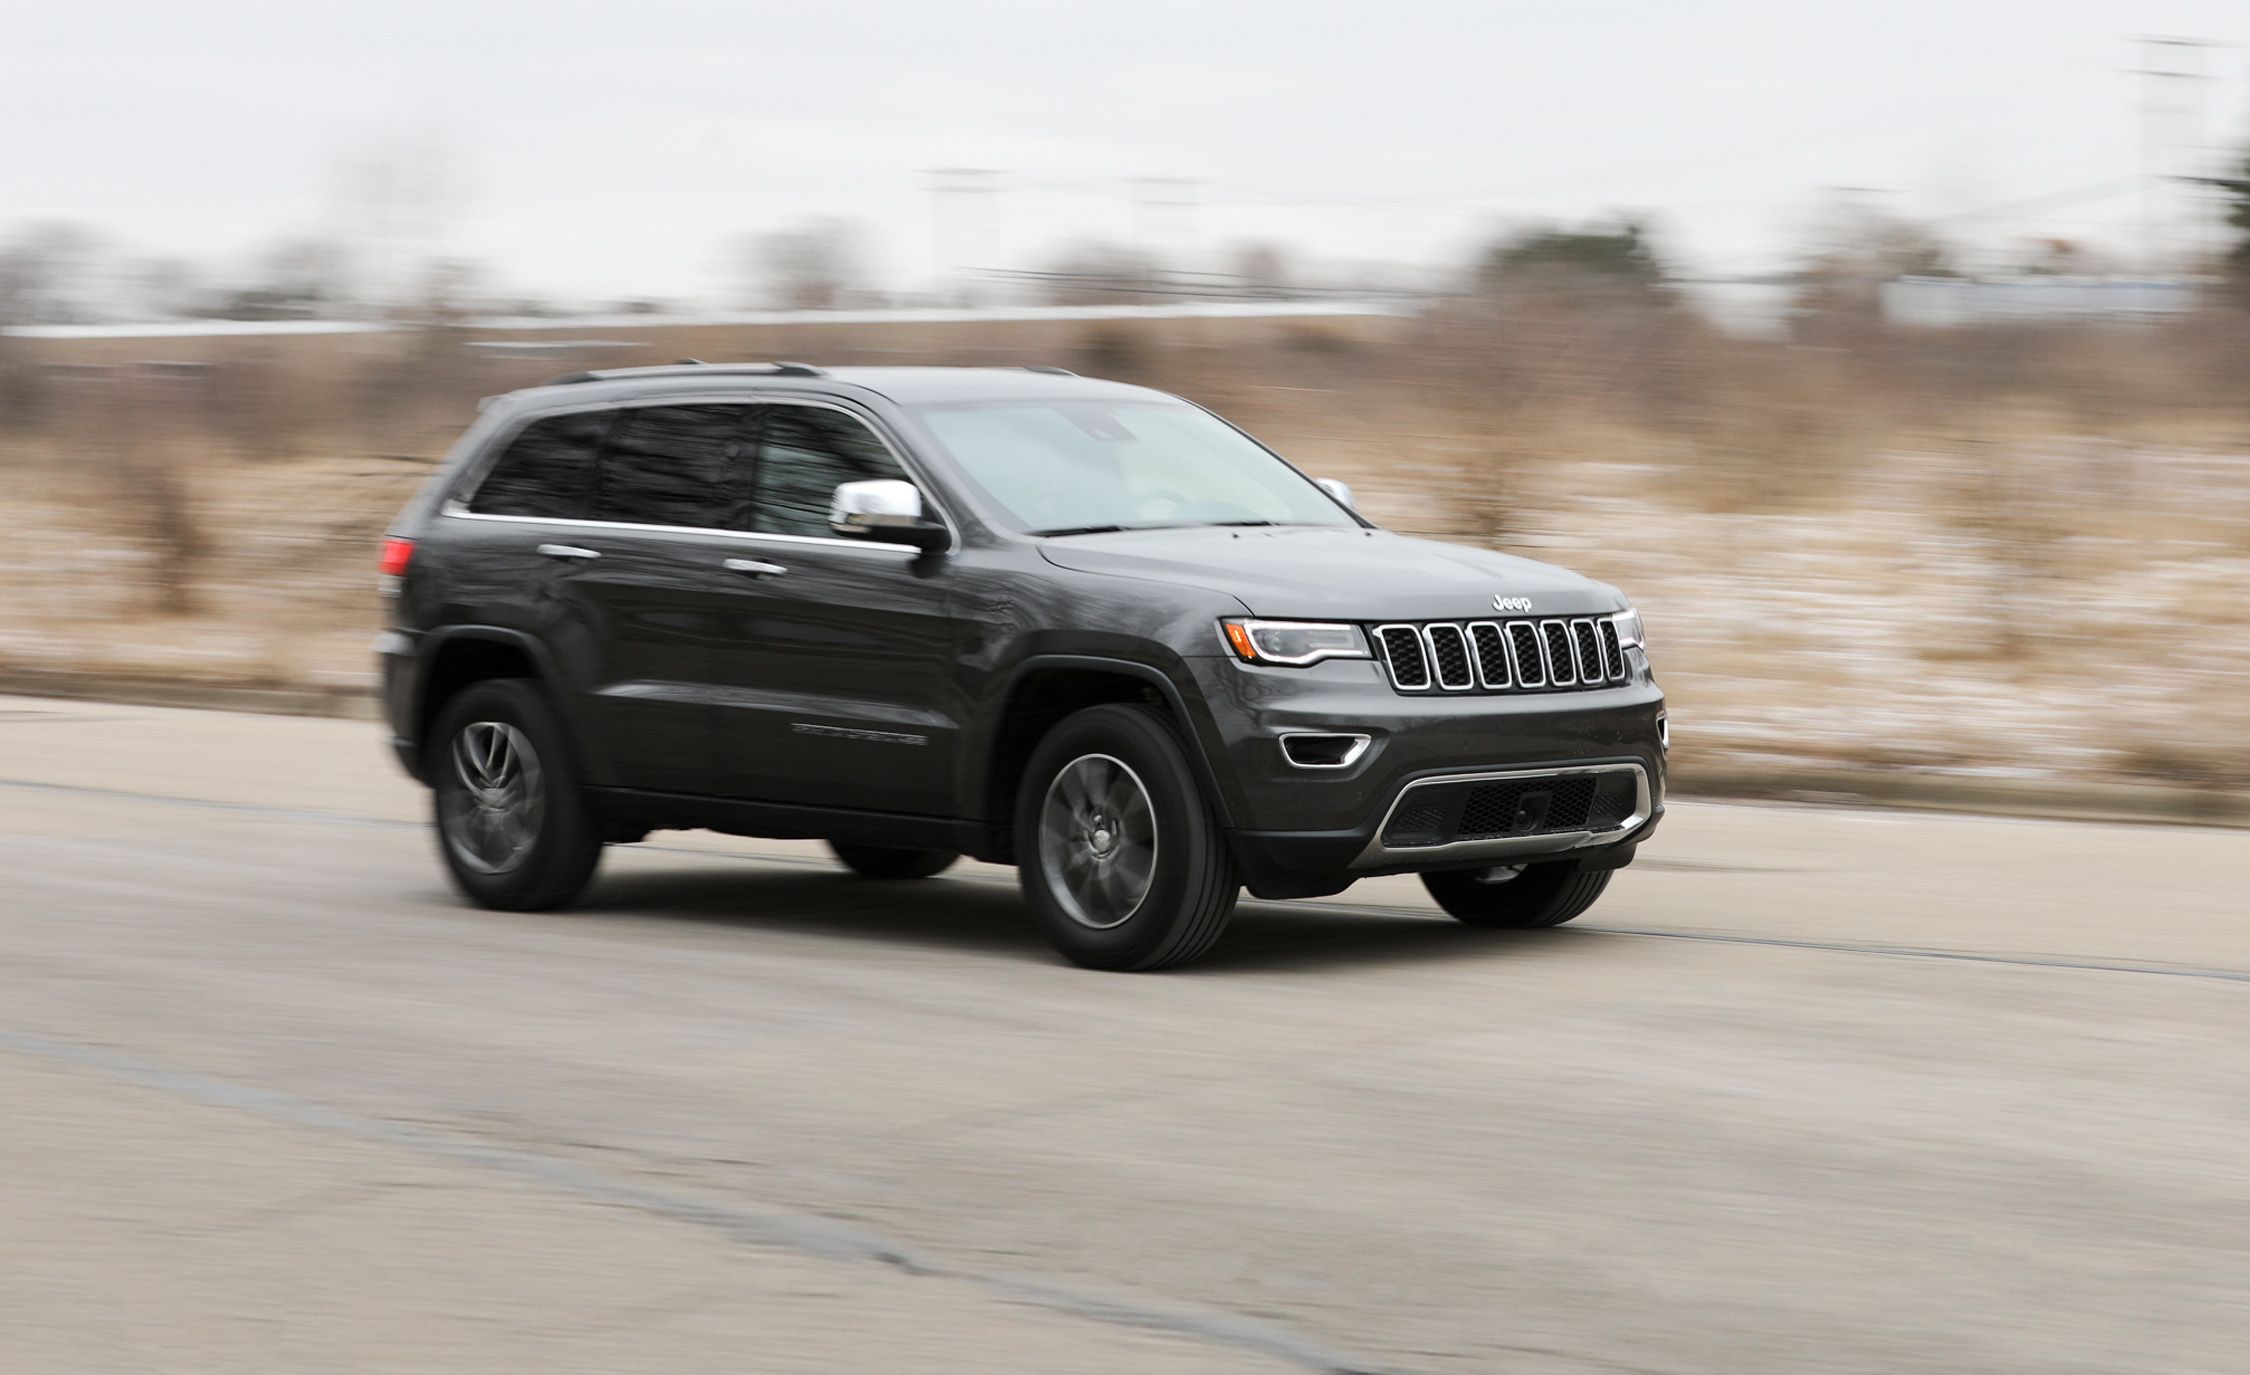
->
1089, 827, 1115, 854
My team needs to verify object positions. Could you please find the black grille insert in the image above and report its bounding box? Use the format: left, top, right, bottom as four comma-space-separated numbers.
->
1542, 621, 1577, 686
1425, 624, 1473, 689
1571, 620, 1603, 682
1379, 769, 1640, 849
1375, 625, 1429, 689
1508, 622, 1547, 688
1468, 622, 1511, 687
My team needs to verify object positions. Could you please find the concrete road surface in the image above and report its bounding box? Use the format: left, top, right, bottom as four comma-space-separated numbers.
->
2, 694, 2246, 1373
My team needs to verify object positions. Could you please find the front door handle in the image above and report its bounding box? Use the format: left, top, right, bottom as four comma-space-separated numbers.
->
536, 543, 601, 562
722, 558, 788, 578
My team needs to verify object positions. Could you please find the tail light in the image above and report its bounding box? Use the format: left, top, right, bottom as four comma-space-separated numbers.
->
378, 537, 414, 590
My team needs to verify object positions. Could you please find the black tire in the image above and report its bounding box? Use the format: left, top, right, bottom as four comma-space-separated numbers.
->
428, 678, 602, 911
1421, 862, 1611, 928
1015, 703, 1238, 971
828, 841, 958, 880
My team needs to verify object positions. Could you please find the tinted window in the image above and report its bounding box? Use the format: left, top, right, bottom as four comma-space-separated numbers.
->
467, 412, 605, 519
750, 405, 912, 538
593, 404, 754, 529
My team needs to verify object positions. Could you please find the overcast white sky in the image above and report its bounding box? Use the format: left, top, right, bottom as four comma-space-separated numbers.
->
3, 0, 2247, 305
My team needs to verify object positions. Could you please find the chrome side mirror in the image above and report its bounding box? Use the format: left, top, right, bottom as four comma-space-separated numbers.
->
1314, 477, 1355, 510
829, 479, 947, 551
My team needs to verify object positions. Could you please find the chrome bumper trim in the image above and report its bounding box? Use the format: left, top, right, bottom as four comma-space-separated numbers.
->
1350, 762, 1652, 869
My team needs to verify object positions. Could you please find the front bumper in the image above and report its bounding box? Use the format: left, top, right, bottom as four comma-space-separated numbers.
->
1184, 654, 1666, 897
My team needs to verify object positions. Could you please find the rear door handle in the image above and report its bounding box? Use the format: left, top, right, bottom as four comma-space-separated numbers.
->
537, 543, 601, 562
722, 558, 788, 578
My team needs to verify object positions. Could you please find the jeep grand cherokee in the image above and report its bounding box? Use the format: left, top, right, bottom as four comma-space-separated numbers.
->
377, 363, 1665, 970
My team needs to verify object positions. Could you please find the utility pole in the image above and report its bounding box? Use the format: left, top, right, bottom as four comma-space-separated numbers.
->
924, 168, 1004, 307
1130, 177, 1201, 295
2132, 36, 2214, 288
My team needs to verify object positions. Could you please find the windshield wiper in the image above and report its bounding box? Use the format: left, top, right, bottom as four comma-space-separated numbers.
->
1029, 523, 1137, 537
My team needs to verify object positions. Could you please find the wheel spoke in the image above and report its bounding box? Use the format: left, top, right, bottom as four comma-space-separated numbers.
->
1110, 845, 1152, 902
1037, 752, 1161, 931
452, 731, 483, 792
442, 721, 544, 875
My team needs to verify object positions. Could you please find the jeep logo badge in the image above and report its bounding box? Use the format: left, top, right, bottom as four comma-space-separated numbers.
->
1492, 595, 1534, 614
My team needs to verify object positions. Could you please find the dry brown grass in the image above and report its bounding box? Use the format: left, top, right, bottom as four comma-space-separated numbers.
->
2, 304, 2247, 788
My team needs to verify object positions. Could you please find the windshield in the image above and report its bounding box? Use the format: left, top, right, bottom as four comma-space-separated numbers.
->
910, 400, 1359, 536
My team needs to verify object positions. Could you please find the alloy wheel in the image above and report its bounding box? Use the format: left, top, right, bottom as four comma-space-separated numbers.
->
441, 721, 545, 875
1037, 752, 1159, 929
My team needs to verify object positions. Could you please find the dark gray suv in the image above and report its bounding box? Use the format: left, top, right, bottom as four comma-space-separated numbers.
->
377, 363, 1666, 969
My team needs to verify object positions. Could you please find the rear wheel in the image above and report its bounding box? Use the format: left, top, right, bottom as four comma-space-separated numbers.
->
429, 679, 602, 911
1015, 704, 1238, 971
1421, 862, 1610, 928
828, 842, 958, 880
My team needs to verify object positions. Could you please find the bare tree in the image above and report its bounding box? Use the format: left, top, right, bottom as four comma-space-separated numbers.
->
0, 222, 110, 425
127, 256, 204, 319
1228, 241, 1296, 299
0, 221, 110, 325
739, 219, 866, 310
1792, 195, 1958, 338
1036, 240, 1163, 305
331, 135, 472, 317
220, 236, 352, 320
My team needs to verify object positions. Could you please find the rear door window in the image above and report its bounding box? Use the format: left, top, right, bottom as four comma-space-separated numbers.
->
749, 404, 911, 538
593, 404, 757, 530
466, 411, 607, 519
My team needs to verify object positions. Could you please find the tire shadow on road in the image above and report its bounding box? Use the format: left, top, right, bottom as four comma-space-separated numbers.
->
550, 866, 1602, 973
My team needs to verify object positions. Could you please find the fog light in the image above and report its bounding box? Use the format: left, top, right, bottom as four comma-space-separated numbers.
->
1280, 733, 1371, 769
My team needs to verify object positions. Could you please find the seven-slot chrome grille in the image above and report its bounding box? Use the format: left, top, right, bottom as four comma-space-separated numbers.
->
1372, 617, 1625, 694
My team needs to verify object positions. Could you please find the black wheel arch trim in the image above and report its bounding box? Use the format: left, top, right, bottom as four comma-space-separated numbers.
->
984, 653, 1244, 834
403, 625, 588, 786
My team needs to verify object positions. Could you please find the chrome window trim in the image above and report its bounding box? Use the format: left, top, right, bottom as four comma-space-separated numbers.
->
1538, 619, 1578, 687
1465, 620, 1512, 690
1421, 623, 1475, 691
1354, 762, 1651, 867
450, 391, 959, 555
439, 505, 928, 556
1278, 732, 1373, 770
1373, 624, 1432, 691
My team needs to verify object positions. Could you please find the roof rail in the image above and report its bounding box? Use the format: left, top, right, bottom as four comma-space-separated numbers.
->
541, 360, 828, 386
1018, 365, 1077, 376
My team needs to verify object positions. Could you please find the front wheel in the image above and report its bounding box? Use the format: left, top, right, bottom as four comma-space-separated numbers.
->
1421, 862, 1611, 928
1015, 704, 1239, 971
429, 679, 602, 911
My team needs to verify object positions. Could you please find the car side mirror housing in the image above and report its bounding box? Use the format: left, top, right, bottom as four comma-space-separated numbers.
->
830, 479, 948, 551
1314, 477, 1355, 510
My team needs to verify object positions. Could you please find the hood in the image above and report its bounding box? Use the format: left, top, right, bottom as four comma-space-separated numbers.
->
1036, 526, 1620, 622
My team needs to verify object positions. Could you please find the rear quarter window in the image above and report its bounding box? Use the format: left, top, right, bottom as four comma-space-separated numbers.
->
466, 411, 607, 519
594, 404, 756, 529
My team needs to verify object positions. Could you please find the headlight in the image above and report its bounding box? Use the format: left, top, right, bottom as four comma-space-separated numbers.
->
1612, 606, 1645, 651
1219, 619, 1371, 667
